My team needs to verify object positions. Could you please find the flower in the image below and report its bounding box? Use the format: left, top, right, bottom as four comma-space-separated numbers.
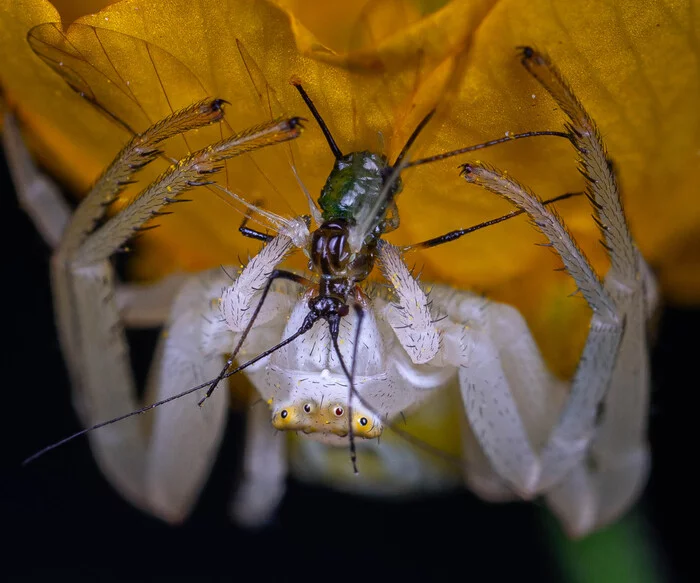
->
2, 0, 699, 376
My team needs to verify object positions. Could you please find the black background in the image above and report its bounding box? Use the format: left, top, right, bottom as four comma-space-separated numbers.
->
2, 150, 694, 582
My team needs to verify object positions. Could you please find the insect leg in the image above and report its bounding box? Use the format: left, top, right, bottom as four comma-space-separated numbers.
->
402, 191, 582, 252
238, 199, 274, 242
239, 220, 274, 242
328, 308, 361, 474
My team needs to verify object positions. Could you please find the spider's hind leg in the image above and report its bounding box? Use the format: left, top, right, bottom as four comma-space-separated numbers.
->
3, 113, 71, 248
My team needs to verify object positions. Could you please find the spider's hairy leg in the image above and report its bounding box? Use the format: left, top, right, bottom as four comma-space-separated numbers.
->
457, 47, 656, 537
214, 234, 312, 525
2, 110, 204, 330
378, 240, 440, 365
52, 98, 227, 392
461, 162, 622, 497
378, 242, 565, 497
523, 46, 657, 536
41, 102, 302, 521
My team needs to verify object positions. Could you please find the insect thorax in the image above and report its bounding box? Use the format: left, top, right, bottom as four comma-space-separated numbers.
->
319, 151, 402, 240
310, 151, 403, 288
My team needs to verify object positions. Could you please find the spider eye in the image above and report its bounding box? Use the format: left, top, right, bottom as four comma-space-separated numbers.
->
303, 403, 312, 413
359, 417, 368, 427
334, 406, 344, 417
280, 410, 288, 419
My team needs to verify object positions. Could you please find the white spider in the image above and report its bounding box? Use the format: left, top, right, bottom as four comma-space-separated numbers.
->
7, 47, 656, 538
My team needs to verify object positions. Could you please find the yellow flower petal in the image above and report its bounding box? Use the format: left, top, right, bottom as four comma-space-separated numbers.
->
2, 0, 699, 378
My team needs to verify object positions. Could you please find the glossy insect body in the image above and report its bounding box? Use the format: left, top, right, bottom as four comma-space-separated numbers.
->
319, 151, 401, 238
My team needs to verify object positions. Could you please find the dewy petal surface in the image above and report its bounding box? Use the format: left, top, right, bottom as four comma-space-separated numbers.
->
1, 0, 699, 376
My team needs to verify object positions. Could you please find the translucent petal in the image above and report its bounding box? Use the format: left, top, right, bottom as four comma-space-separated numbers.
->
2, 0, 698, 377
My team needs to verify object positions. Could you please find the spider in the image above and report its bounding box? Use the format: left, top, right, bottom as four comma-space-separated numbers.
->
9, 44, 656, 538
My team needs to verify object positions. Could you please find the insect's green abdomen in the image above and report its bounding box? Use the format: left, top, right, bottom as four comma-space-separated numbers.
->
319, 151, 391, 222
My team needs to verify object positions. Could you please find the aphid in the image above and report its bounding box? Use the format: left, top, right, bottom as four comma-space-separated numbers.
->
12, 18, 654, 538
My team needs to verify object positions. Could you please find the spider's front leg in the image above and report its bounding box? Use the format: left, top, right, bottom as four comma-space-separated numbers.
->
461, 47, 657, 536
8, 101, 303, 521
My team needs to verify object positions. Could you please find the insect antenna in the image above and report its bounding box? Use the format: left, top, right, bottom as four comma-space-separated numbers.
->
327, 306, 364, 474
392, 109, 436, 168
198, 269, 313, 406
403, 191, 583, 251
405, 130, 570, 168
238, 199, 274, 242
292, 81, 344, 160
23, 307, 321, 466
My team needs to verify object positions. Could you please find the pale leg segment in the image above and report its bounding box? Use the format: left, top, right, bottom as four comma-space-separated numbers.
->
462, 164, 627, 508
229, 400, 287, 527
217, 236, 302, 525
525, 47, 654, 535
115, 273, 190, 328
141, 271, 233, 522
546, 252, 655, 536
46, 103, 231, 512
18, 104, 302, 522
3, 113, 71, 248
433, 284, 568, 498
4, 112, 192, 330
7, 103, 230, 513
378, 243, 565, 497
